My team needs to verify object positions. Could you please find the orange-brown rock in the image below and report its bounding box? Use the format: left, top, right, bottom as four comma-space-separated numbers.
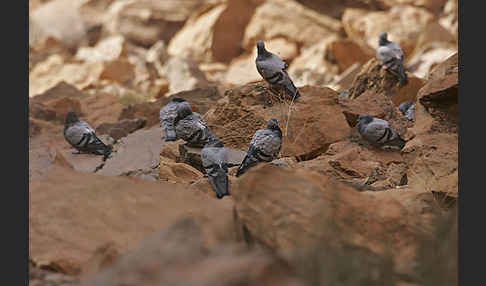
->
347, 58, 425, 106
81, 218, 304, 286
95, 118, 146, 141
206, 82, 351, 159
342, 6, 435, 59
158, 161, 204, 184
403, 53, 458, 197
298, 140, 406, 189
439, 0, 458, 39
30, 165, 235, 275
243, 0, 344, 52
103, 0, 203, 47
413, 52, 457, 135
232, 164, 429, 272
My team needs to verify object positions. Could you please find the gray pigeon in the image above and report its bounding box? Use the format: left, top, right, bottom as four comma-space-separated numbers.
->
356, 114, 405, 149
376, 32, 408, 86
398, 101, 415, 122
159, 97, 192, 141
64, 111, 112, 158
201, 138, 229, 199
256, 40, 301, 100
175, 112, 219, 148
236, 118, 282, 177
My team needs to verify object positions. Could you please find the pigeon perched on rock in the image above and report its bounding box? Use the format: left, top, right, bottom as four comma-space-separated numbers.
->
175, 112, 219, 148
236, 118, 282, 177
64, 111, 112, 158
356, 114, 406, 149
255, 40, 300, 100
398, 101, 416, 122
201, 138, 229, 199
376, 32, 408, 86
159, 97, 192, 142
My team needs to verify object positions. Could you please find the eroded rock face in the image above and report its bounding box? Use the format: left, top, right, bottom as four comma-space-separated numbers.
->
347, 58, 425, 106
232, 164, 428, 272
30, 165, 235, 275
96, 118, 146, 141
403, 53, 458, 198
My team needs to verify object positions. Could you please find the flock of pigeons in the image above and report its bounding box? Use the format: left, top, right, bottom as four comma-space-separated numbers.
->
63, 33, 417, 199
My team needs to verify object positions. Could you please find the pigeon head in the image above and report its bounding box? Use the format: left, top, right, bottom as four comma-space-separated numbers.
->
357, 114, 374, 125
256, 40, 266, 54
65, 110, 80, 125
378, 32, 389, 46
267, 118, 279, 129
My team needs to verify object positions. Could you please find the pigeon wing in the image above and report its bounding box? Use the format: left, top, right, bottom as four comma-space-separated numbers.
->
202, 147, 229, 198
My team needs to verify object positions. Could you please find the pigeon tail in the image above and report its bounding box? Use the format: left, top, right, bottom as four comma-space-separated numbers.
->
164, 129, 177, 141
397, 65, 408, 86
388, 136, 406, 149
236, 154, 259, 177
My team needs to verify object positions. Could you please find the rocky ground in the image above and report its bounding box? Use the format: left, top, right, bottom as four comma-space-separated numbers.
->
29, 0, 458, 285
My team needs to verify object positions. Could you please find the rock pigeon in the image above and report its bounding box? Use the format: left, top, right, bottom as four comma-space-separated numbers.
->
376, 32, 408, 86
255, 40, 300, 100
175, 112, 220, 148
398, 101, 416, 122
159, 97, 192, 141
201, 138, 229, 199
356, 114, 406, 149
236, 118, 282, 177
64, 111, 112, 158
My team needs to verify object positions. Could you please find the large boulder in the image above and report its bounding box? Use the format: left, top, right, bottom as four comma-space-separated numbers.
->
232, 164, 431, 274
81, 218, 304, 286
102, 0, 204, 47
30, 165, 235, 275
403, 53, 458, 198
243, 0, 344, 52
342, 6, 435, 58
95, 118, 146, 141
206, 82, 351, 159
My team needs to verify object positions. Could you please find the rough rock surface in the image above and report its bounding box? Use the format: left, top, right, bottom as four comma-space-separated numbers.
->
95, 118, 146, 141
30, 165, 235, 275
97, 126, 163, 180
347, 58, 425, 106
232, 164, 427, 273
81, 218, 304, 286
403, 53, 458, 198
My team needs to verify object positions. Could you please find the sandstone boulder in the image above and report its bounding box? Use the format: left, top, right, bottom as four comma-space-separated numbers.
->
103, 0, 203, 47
243, 0, 344, 52
167, 3, 227, 62
347, 58, 425, 106
164, 57, 211, 95
30, 0, 86, 49
342, 6, 435, 58
232, 164, 429, 273
30, 166, 235, 275
439, 0, 458, 39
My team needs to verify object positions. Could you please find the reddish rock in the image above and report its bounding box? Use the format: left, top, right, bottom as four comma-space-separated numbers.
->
30, 165, 235, 275
232, 164, 428, 272
95, 118, 146, 141
347, 58, 425, 105
81, 218, 304, 286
